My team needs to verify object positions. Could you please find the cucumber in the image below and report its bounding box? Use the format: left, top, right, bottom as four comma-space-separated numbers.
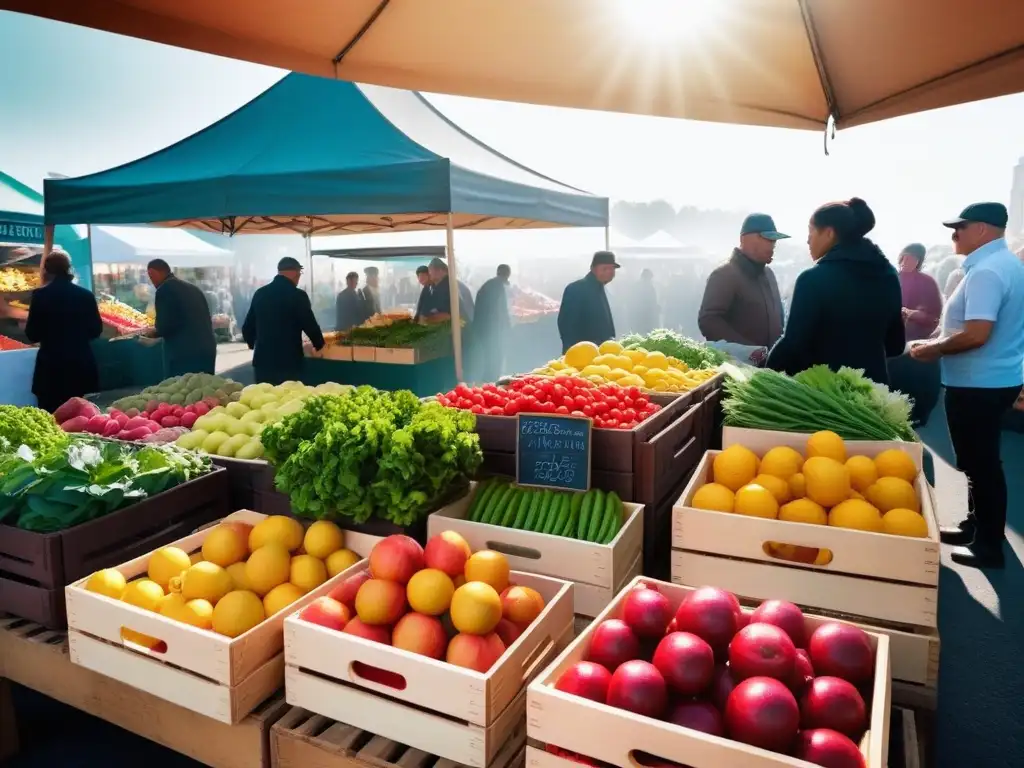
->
530, 492, 551, 532
576, 490, 595, 540
524, 491, 542, 531
541, 491, 561, 534
468, 480, 496, 522
511, 489, 532, 528
586, 489, 607, 541
481, 484, 512, 525
599, 491, 624, 543
551, 494, 571, 536
562, 491, 584, 537
499, 489, 523, 527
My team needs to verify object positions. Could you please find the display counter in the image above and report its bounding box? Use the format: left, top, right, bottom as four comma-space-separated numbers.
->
0, 348, 38, 405
299, 355, 456, 396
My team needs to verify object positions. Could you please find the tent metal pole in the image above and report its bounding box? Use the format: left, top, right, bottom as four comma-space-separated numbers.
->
604, 225, 610, 250
305, 233, 314, 303
446, 214, 463, 382
41, 225, 54, 275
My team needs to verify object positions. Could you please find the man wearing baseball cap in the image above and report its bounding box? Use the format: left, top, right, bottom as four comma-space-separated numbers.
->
699, 213, 787, 352
557, 251, 619, 353
911, 202, 1024, 568
241, 257, 325, 384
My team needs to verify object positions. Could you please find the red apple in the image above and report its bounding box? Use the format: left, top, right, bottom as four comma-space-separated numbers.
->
725, 677, 800, 753
621, 585, 673, 639
298, 597, 349, 631
808, 623, 875, 685
329, 570, 372, 610
651, 632, 715, 696
800, 677, 867, 739
750, 600, 807, 648
789, 648, 816, 694
794, 729, 866, 768
606, 660, 667, 719
729, 623, 797, 682
586, 619, 640, 672
555, 661, 613, 703
672, 587, 740, 661
709, 664, 737, 711
664, 700, 724, 737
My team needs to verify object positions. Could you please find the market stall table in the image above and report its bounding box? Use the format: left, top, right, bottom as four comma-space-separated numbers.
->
298, 355, 456, 396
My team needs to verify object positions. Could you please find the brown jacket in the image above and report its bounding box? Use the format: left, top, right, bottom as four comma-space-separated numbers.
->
698, 249, 784, 347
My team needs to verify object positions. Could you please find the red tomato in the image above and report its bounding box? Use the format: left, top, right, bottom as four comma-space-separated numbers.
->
573, 395, 588, 409
603, 419, 619, 429
635, 397, 649, 409
470, 405, 484, 414
488, 406, 503, 415
582, 405, 594, 417
593, 401, 609, 415
562, 396, 575, 409
623, 408, 637, 422
609, 408, 623, 421
571, 410, 585, 417
556, 405, 570, 414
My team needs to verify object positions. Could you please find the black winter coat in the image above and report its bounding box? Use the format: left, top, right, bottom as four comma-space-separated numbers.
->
25, 277, 102, 411
765, 239, 906, 385
242, 275, 325, 378
154, 275, 217, 376
557, 273, 615, 353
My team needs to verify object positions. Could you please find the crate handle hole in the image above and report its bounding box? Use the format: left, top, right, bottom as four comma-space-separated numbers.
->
350, 660, 407, 690
629, 750, 693, 768
762, 541, 834, 567
120, 628, 167, 654
485, 541, 542, 560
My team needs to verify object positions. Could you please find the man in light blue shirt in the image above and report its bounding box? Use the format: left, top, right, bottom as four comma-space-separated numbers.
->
911, 202, 1024, 569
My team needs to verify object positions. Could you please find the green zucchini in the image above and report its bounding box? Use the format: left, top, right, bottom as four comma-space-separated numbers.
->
499, 489, 523, 527
511, 489, 532, 528
562, 492, 584, 537
599, 491, 624, 543
576, 490, 595, 540
541, 491, 561, 534
551, 494, 571, 536
481, 484, 512, 525
587, 489, 607, 541
468, 480, 496, 522
530, 491, 550, 532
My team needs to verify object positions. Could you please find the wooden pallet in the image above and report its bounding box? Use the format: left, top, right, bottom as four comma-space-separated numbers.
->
271, 706, 526, 768
0, 614, 289, 767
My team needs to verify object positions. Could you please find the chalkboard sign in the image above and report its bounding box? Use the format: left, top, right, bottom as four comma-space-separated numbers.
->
516, 413, 592, 492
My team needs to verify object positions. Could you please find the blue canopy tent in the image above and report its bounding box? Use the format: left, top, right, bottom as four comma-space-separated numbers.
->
42, 72, 609, 378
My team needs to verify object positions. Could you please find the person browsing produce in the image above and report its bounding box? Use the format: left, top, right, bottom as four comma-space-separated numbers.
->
242, 257, 325, 385
24, 250, 103, 413
145, 258, 217, 376
421, 257, 474, 323
765, 198, 904, 386
413, 265, 432, 322
335, 271, 363, 331
897, 243, 943, 341
910, 202, 1024, 569
473, 264, 512, 381
361, 265, 382, 320
557, 251, 618, 353
698, 214, 786, 351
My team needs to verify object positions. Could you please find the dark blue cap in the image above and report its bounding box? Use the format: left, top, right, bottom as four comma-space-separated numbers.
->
277, 256, 303, 272
741, 213, 789, 240
943, 202, 1008, 229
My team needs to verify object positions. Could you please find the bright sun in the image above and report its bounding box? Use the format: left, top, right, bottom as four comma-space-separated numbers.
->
615, 0, 730, 43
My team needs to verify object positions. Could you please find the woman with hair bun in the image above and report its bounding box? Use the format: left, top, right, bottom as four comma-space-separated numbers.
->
765, 197, 905, 385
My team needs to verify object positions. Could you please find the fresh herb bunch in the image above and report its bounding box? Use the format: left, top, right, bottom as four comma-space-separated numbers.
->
619, 329, 726, 369
346, 320, 449, 348
0, 437, 212, 532
262, 387, 481, 525
0, 405, 68, 460
722, 366, 916, 441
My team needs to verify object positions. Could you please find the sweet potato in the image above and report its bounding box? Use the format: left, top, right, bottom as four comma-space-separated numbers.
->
86, 415, 109, 434
123, 416, 151, 431
102, 419, 121, 437
54, 397, 99, 424
60, 415, 90, 433
120, 427, 152, 441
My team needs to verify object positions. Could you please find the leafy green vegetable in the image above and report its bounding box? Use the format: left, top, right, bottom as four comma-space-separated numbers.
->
262, 387, 482, 526
345, 320, 450, 348
0, 437, 212, 532
0, 405, 68, 460
619, 329, 726, 369
722, 366, 916, 441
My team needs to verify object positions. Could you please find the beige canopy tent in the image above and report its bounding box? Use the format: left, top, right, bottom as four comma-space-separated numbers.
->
4, 0, 1022, 131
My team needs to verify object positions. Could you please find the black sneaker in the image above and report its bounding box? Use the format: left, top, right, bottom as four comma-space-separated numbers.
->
950, 543, 1004, 570
939, 524, 974, 546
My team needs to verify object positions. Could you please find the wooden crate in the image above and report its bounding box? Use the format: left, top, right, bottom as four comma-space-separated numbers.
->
322, 345, 354, 361
352, 346, 377, 362
284, 571, 573, 767
427, 483, 642, 616
574, 552, 641, 619
270, 705, 526, 768
0, 467, 229, 629
63, 510, 379, 724
527, 576, 891, 768
0, 614, 290, 768
672, 433, 940, 628
211, 455, 275, 510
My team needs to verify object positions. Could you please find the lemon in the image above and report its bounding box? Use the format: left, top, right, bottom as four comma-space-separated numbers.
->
691, 483, 735, 513
212, 590, 266, 638
829, 499, 883, 532
170, 561, 233, 604
85, 569, 127, 600
202, 526, 249, 567
789, 472, 806, 499
407, 568, 456, 615
759, 446, 804, 480
263, 583, 304, 615
617, 374, 645, 388
226, 562, 250, 591
874, 449, 918, 483
564, 341, 599, 370
882, 508, 929, 538
121, 579, 165, 611
290, 554, 327, 593
865, 477, 920, 513
245, 543, 291, 596
160, 594, 214, 629
806, 431, 847, 463
599, 340, 624, 355
845, 455, 879, 493
779, 498, 827, 525
850, 490, 866, 500
326, 549, 361, 577
644, 351, 669, 370
632, 364, 649, 376
734, 484, 779, 519
249, 515, 305, 553
753, 474, 791, 504
803, 457, 851, 508
303, 520, 345, 560
147, 547, 192, 591
611, 355, 633, 371
624, 349, 647, 363
605, 368, 628, 381
713, 444, 759, 491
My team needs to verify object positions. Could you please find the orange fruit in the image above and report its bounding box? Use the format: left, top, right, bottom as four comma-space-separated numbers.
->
464, 551, 510, 593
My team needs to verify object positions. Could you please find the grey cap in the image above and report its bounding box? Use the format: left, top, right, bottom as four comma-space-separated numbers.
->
277, 256, 303, 272
428, 257, 448, 271
741, 213, 790, 240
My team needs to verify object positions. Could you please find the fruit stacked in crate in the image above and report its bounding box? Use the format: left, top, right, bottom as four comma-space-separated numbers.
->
672, 428, 939, 700
285, 530, 575, 767
530, 578, 890, 768
66, 511, 372, 723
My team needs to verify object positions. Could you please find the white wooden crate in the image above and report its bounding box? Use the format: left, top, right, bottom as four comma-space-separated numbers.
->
672, 432, 941, 628
284, 571, 574, 767
321, 345, 354, 361
527, 576, 891, 768
64, 510, 378, 724
352, 346, 376, 362
428, 483, 643, 613
573, 551, 642, 619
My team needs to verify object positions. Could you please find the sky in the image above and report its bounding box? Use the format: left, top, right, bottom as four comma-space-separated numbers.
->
0, 10, 1022, 262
